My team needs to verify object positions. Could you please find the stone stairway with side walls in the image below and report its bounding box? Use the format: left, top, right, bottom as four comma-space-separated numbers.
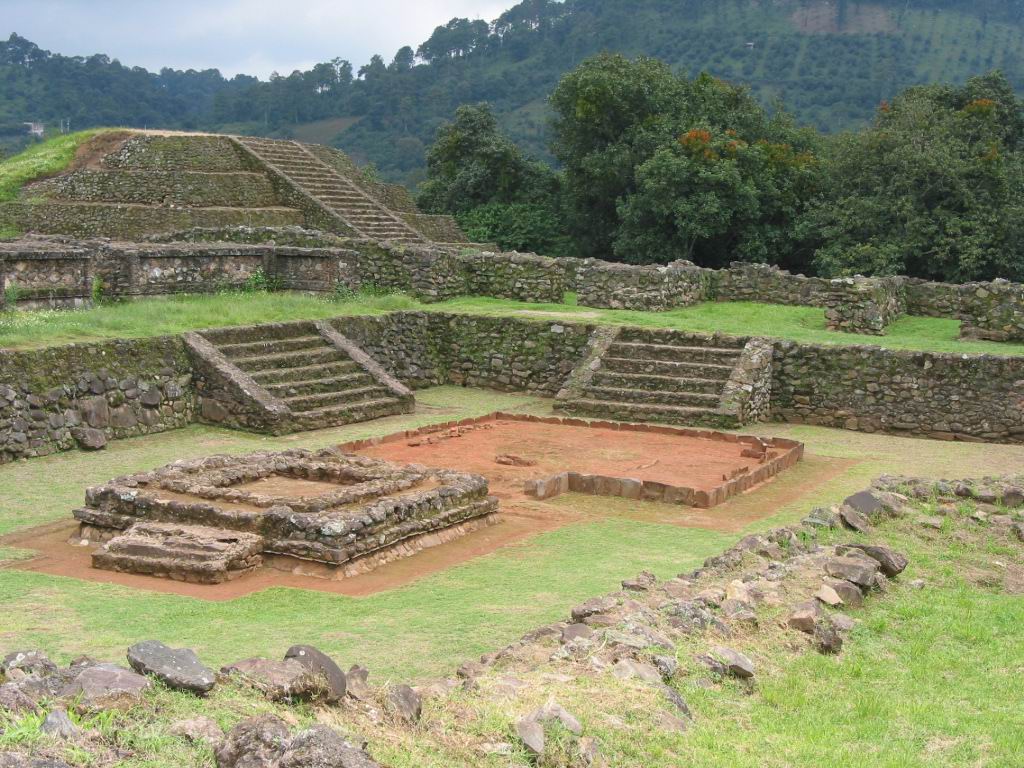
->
555, 327, 774, 429
233, 137, 428, 244
185, 320, 414, 434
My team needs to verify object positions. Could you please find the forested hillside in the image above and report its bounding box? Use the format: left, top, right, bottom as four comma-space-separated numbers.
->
3, 0, 1024, 182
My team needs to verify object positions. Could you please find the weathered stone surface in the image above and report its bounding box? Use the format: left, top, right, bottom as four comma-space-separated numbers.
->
40, 709, 79, 740
2, 651, 57, 678
60, 665, 150, 711
825, 557, 879, 588
0, 682, 39, 714
387, 684, 422, 725
787, 601, 821, 633
570, 596, 618, 623
561, 624, 595, 644
611, 659, 662, 684
710, 646, 755, 679
127, 640, 216, 695
284, 646, 346, 704
813, 619, 844, 655
94, 523, 264, 585
345, 665, 371, 702
824, 578, 865, 608
71, 427, 107, 451
844, 544, 909, 577
215, 715, 290, 768
838, 505, 873, 534
843, 490, 886, 519
814, 584, 844, 607
516, 716, 545, 757
221, 658, 324, 702
171, 716, 224, 746
279, 725, 381, 768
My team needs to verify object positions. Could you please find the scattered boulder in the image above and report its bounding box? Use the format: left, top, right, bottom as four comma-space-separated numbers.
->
710, 646, 755, 679
838, 505, 872, 534
221, 658, 325, 702
653, 709, 689, 734
60, 664, 150, 711
387, 684, 422, 725
1002, 488, 1024, 509
622, 571, 657, 592
658, 684, 691, 718
787, 601, 821, 634
279, 725, 381, 768
844, 544, 909, 577
345, 665, 372, 702
284, 646, 346, 704
516, 699, 584, 758
40, 709, 79, 740
0, 682, 39, 714
570, 596, 618, 623
824, 557, 879, 589
825, 578, 865, 608
561, 624, 594, 644
516, 715, 545, 757
919, 516, 944, 530
843, 490, 885, 519
1011, 522, 1024, 543
813, 619, 844, 655
2, 650, 57, 678
652, 655, 678, 679
611, 659, 661, 684
171, 716, 224, 747
71, 427, 107, 451
802, 507, 839, 529
814, 584, 844, 608
127, 640, 216, 695
215, 715, 290, 768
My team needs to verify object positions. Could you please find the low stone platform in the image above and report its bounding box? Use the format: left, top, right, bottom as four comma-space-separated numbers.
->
93, 522, 264, 584
74, 448, 497, 582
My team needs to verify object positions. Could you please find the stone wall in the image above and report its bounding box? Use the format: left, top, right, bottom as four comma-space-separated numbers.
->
718, 337, 774, 424
0, 202, 303, 240
0, 337, 195, 463
771, 341, 1024, 442
713, 262, 833, 306
31, 171, 282, 208
822, 277, 906, 335
958, 279, 1024, 342
102, 135, 257, 173
904, 280, 961, 318
575, 259, 711, 311
399, 213, 470, 244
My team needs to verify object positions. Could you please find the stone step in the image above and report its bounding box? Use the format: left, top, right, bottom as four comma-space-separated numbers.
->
92, 522, 264, 584
607, 341, 743, 364
616, 327, 748, 349
216, 335, 325, 359
600, 356, 734, 380
249, 360, 361, 385
263, 371, 373, 398
199, 322, 317, 346
557, 398, 739, 429
284, 386, 390, 412
583, 386, 721, 408
233, 347, 344, 373
590, 370, 727, 394
289, 397, 406, 431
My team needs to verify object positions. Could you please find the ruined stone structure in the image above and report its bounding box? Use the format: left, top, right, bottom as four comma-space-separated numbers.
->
75, 448, 498, 582
4, 314, 1023, 469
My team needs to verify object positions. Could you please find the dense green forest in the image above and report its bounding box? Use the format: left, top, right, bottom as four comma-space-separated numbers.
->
4, 0, 1024, 182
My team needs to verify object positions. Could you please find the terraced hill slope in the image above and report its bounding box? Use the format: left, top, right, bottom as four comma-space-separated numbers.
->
0, 131, 469, 244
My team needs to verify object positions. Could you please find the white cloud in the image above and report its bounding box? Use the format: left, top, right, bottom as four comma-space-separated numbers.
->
2, 0, 512, 77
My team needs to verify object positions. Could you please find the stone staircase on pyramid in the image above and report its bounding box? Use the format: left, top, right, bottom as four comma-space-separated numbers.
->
185, 320, 413, 434
234, 137, 427, 244
555, 327, 763, 429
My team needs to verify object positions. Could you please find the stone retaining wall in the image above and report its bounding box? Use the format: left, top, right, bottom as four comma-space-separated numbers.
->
958, 279, 1024, 342
771, 341, 1024, 442
822, 277, 906, 335
31, 170, 283, 209
102, 135, 257, 173
574, 259, 711, 311
0, 337, 195, 463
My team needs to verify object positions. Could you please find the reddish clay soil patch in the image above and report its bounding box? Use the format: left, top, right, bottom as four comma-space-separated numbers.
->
2, 418, 818, 600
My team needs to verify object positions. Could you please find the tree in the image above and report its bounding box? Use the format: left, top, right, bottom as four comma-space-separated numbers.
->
801, 72, 1024, 281
549, 54, 684, 258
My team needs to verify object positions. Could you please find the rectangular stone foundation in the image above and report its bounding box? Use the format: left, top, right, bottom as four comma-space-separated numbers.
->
74, 448, 497, 583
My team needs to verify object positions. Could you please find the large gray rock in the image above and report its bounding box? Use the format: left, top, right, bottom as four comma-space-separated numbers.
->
60, 664, 150, 711
787, 601, 821, 634
71, 427, 107, 451
221, 658, 325, 702
284, 646, 346, 704
516, 716, 545, 757
843, 490, 885, 519
345, 665, 372, 702
611, 659, 662, 684
844, 544, 909, 577
127, 641, 216, 695
838, 505, 872, 534
170, 716, 224, 747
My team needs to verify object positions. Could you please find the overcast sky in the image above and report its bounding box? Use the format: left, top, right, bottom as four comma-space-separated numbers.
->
3, 0, 511, 78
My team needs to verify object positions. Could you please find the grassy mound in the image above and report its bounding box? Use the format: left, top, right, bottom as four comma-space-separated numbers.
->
0, 130, 107, 203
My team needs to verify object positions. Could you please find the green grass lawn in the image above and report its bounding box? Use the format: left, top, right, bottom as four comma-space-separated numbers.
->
3, 291, 1023, 356
2, 386, 1024, 684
